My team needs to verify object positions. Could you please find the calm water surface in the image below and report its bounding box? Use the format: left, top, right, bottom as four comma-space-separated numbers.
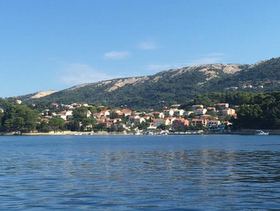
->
0, 135, 279, 210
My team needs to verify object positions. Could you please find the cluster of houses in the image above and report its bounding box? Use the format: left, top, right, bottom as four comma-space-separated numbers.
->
226, 83, 266, 91
39, 102, 237, 134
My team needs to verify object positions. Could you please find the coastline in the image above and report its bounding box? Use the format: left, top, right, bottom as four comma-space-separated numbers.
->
0, 129, 279, 136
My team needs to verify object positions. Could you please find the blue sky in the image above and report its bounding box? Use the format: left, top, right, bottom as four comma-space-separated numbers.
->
0, 0, 280, 97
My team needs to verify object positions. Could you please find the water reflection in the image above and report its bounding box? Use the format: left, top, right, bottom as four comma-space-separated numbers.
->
0, 136, 279, 210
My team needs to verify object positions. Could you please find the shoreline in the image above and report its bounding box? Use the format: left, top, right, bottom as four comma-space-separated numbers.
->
0, 130, 279, 136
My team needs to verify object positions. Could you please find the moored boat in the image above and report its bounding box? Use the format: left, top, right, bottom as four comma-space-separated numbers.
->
255, 130, 269, 136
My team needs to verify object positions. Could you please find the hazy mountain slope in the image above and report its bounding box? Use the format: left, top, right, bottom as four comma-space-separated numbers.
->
22, 57, 280, 108
204, 58, 280, 92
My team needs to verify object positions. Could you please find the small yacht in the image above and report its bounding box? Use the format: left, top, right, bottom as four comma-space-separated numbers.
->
255, 130, 269, 136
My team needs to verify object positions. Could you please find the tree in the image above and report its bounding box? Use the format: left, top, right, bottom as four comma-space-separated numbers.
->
233, 104, 263, 129
71, 107, 89, 131
94, 123, 107, 131
108, 124, 124, 132
66, 120, 80, 131
49, 117, 65, 132
72, 107, 89, 121
1, 104, 38, 133
172, 120, 187, 132
82, 117, 96, 131
109, 111, 119, 119
137, 121, 149, 130
0, 110, 3, 129
88, 105, 100, 114
157, 124, 169, 131
37, 120, 51, 133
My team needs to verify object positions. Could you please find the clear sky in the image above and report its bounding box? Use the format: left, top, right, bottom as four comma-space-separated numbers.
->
0, 0, 280, 97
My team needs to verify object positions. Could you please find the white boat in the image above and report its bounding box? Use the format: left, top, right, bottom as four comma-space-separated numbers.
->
135, 131, 142, 135
255, 130, 269, 136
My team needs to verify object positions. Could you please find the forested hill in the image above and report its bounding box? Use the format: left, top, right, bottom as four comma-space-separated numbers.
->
20, 57, 280, 109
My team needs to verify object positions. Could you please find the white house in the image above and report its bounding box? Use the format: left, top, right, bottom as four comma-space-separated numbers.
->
192, 105, 204, 110
59, 110, 73, 121
159, 112, 165, 119
215, 103, 229, 110
174, 109, 185, 116
16, 100, 22, 105
194, 108, 207, 116
86, 110, 92, 118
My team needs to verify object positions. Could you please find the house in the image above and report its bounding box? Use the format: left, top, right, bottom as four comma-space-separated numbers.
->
194, 108, 207, 116
147, 124, 157, 130
16, 100, 22, 105
152, 119, 165, 127
221, 108, 236, 116
41, 109, 50, 116
64, 104, 74, 110
86, 110, 92, 118
184, 111, 194, 117
192, 105, 204, 110
215, 103, 229, 110
135, 116, 146, 124
159, 112, 165, 119
58, 110, 73, 121
163, 117, 176, 126
172, 118, 189, 127
165, 109, 176, 117
165, 108, 184, 117
129, 115, 146, 124
242, 84, 253, 89
163, 110, 169, 117
152, 112, 165, 119
174, 109, 185, 117
115, 109, 124, 116
199, 114, 215, 121
121, 108, 132, 117
170, 104, 181, 109
104, 119, 114, 127
225, 87, 238, 90
52, 112, 57, 117
143, 115, 152, 121
152, 112, 160, 118
207, 120, 221, 128
191, 118, 208, 127
99, 110, 110, 117
171, 118, 189, 130
207, 107, 216, 112
113, 118, 122, 123
97, 116, 107, 124
51, 103, 59, 108
59, 113, 66, 120
164, 118, 172, 126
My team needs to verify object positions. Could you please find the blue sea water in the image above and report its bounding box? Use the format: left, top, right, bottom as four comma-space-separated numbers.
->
0, 135, 279, 210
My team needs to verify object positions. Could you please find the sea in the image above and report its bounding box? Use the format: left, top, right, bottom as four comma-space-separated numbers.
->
0, 135, 279, 210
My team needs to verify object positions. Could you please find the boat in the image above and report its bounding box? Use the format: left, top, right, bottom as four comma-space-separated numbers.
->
255, 130, 269, 136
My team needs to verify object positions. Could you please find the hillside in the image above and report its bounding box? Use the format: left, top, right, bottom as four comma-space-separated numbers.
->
21, 57, 280, 109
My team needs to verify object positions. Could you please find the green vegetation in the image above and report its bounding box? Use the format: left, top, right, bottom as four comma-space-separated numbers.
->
48, 117, 65, 132
190, 92, 280, 129
232, 93, 280, 129
0, 99, 38, 133
2, 90, 280, 134
20, 57, 280, 109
